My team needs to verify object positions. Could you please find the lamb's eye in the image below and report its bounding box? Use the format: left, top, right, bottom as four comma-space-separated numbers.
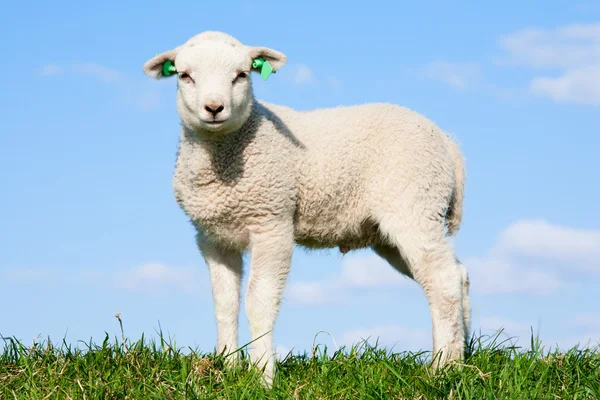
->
234, 71, 247, 82
179, 73, 193, 82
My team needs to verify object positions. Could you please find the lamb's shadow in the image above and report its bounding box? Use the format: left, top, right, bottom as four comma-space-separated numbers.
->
208, 101, 305, 183
260, 103, 305, 150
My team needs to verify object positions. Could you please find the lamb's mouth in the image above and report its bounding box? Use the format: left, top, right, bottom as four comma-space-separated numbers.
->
202, 119, 227, 125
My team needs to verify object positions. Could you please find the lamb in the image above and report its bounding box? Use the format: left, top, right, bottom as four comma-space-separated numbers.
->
142, 30, 470, 387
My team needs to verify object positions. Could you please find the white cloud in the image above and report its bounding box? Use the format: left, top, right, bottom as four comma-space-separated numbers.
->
498, 24, 600, 69
571, 313, 600, 332
291, 64, 315, 85
498, 23, 600, 105
465, 219, 600, 295
39, 62, 159, 111
550, 313, 600, 350
496, 219, 600, 272
287, 280, 339, 306
39, 63, 123, 82
40, 64, 62, 76
421, 61, 482, 91
113, 263, 203, 296
3, 263, 205, 296
529, 65, 600, 106
125, 90, 161, 111
340, 325, 430, 352
2, 267, 54, 282
465, 256, 562, 295
421, 23, 600, 105
328, 76, 342, 88
122, 84, 161, 111
280, 63, 341, 87
286, 252, 410, 306
70, 63, 123, 83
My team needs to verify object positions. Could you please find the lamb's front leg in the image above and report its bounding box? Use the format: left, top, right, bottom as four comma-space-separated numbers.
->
197, 236, 243, 364
245, 225, 293, 387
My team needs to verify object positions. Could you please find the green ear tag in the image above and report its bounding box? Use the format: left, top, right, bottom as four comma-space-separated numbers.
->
161, 60, 177, 76
252, 57, 274, 81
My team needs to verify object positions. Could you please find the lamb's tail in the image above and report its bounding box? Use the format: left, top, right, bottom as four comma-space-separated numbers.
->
443, 135, 465, 236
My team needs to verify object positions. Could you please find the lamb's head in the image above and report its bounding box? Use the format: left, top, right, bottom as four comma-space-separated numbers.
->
143, 31, 286, 136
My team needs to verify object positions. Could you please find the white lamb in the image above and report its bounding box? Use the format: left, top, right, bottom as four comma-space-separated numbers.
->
142, 31, 470, 386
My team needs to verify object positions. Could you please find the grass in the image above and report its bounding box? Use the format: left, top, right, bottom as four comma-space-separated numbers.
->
1, 331, 599, 399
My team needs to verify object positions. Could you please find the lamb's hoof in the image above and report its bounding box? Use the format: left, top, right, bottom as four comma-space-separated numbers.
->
339, 246, 350, 254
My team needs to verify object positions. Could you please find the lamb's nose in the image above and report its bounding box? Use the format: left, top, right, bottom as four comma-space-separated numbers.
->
204, 101, 224, 116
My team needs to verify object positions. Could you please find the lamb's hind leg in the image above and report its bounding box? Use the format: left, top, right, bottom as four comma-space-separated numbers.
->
373, 243, 471, 344
376, 215, 466, 368
457, 259, 471, 347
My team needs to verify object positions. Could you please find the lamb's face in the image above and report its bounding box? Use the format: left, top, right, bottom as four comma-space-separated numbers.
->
174, 43, 254, 135
143, 31, 287, 137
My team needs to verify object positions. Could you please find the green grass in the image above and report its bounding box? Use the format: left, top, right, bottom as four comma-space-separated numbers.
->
1, 332, 599, 399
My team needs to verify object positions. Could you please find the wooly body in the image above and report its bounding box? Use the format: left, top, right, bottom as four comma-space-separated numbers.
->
143, 31, 470, 387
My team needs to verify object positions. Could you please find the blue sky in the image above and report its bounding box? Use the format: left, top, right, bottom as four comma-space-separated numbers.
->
1, 1, 599, 358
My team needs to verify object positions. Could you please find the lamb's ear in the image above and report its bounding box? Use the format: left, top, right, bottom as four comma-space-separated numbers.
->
142, 48, 180, 79
247, 46, 287, 72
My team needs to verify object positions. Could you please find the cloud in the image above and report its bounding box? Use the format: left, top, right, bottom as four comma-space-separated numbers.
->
421, 61, 482, 91
418, 61, 518, 98
122, 83, 162, 111
466, 256, 562, 295
496, 219, 600, 272
2, 267, 54, 282
290, 64, 315, 85
40, 63, 123, 82
286, 252, 410, 306
529, 65, 600, 106
340, 325, 431, 352
554, 313, 600, 350
279, 63, 341, 88
113, 263, 203, 296
39, 62, 160, 111
465, 219, 600, 295
497, 24, 600, 69
2, 262, 205, 297
420, 23, 600, 105
497, 23, 600, 105
287, 280, 337, 306
328, 76, 342, 89
70, 63, 123, 83
571, 313, 600, 332
40, 64, 62, 76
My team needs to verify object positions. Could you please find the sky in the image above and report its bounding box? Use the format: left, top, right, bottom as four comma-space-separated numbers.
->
1, 1, 599, 359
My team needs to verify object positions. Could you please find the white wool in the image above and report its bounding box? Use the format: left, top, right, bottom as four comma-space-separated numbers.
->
143, 31, 469, 387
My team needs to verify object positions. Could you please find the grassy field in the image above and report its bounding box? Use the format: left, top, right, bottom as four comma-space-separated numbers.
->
1, 331, 599, 399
